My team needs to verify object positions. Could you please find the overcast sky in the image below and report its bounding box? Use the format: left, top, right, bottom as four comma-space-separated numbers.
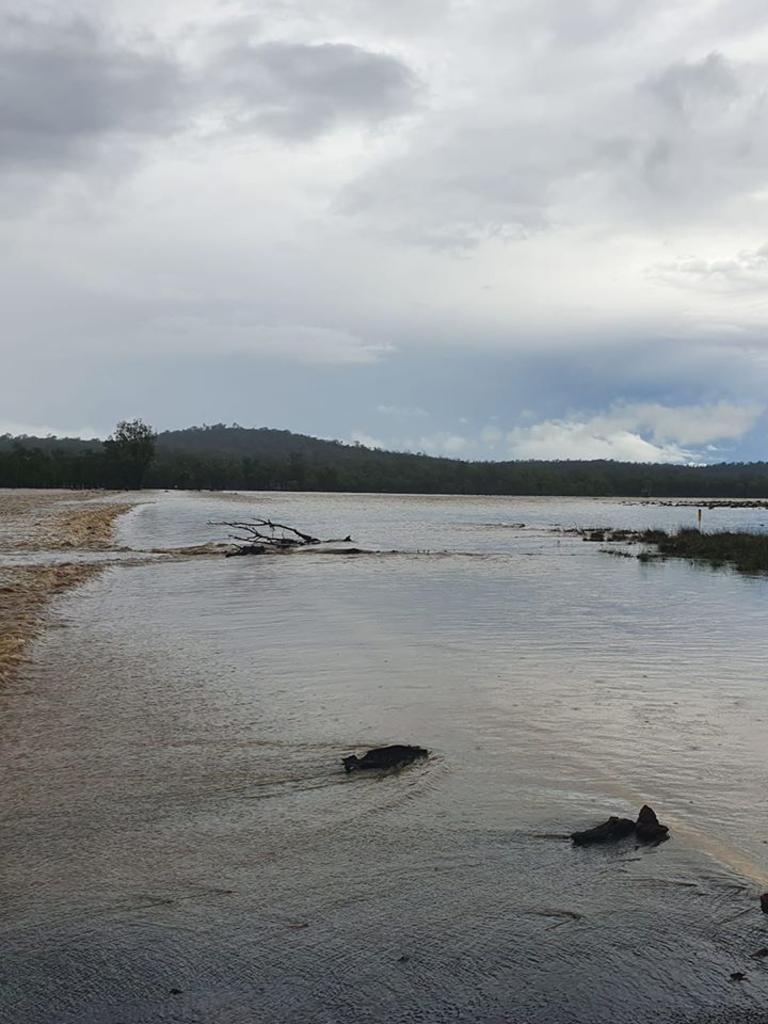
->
3, 0, 768, 462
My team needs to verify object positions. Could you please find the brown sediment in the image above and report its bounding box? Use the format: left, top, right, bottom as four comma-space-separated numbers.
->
0, 562, 103, 685
0, 495, 136, 552
48, 503, 136, 550
0, 492, 139, 684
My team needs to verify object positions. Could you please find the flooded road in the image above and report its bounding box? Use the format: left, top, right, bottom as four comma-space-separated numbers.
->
2, 492, 768, 1022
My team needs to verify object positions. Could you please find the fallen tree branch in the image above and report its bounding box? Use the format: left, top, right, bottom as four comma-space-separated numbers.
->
209, 517, 353, 556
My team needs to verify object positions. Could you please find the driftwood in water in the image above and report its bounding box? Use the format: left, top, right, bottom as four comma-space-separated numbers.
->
571, 804, 669, 846
209, 517, 353, 556
635, 804, 669, 843
571, 816, 636, 846
342, 744, 429, 773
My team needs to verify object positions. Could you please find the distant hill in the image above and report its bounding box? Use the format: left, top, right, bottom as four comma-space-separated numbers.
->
156, 424, 394, 461
3, 422, 768, 496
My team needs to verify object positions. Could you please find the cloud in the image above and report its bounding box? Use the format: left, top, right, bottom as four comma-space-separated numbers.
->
350, 429, 471, 456
644, 51, 740, 116
611, 400, 763, 444
349, 430, 386, 449
4, 1, 768, 454
207, 40, 420, 139
504, 401, 763, 463
0, 14, 184, 167
409, 433, 471, 456
506, 421, 692, 463
346, 400, 763, 461
651, 245, 768, 293
138, 318, 393, 364
338, 47, 768, 248
0, 12, 419, 184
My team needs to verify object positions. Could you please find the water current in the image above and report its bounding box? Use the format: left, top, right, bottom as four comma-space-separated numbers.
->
2, 492, 768, 1023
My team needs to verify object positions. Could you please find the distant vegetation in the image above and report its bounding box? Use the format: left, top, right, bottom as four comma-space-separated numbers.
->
638, 528, 768, 573
0, 419, 157, 490
3, 422, 768, 497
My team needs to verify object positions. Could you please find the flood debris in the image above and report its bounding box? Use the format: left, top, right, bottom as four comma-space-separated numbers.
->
571, 805, 669, 846
210, 517, 355, 556
635, 804, 669, 843
342, 744, 429, 773
571, 816, 636, 846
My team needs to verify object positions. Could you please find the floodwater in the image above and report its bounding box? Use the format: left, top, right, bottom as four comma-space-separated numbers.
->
2, 492, 768, 1024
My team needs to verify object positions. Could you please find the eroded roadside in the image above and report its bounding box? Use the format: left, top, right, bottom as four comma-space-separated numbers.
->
0, 492, 138, 685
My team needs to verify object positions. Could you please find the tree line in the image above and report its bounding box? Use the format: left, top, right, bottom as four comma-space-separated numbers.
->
2, 421, 768, 497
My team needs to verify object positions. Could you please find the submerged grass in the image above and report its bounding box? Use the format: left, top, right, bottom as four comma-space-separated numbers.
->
638, 528, 768, 574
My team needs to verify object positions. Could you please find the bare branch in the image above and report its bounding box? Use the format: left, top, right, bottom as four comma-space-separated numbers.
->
209, 517, 352, 556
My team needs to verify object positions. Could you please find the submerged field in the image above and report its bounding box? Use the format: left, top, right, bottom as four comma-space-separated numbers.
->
2, 491, 768, 1023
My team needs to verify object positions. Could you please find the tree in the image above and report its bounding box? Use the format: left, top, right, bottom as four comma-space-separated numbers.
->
103, 419, 156, 489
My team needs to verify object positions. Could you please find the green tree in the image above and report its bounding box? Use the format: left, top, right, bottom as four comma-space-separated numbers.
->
103, 419, 156, 489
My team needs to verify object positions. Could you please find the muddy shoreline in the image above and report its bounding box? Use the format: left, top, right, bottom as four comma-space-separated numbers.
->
0, 492, 136, 685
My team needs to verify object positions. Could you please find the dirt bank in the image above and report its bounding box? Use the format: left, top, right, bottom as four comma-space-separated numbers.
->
0, 562, 104, 685
0, 491, 135, 552
0, 492, 138, 684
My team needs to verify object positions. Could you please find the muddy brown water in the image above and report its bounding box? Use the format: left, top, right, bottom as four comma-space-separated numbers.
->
2, 492, 768, 1023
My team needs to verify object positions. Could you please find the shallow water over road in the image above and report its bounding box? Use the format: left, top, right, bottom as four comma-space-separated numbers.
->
2, 492, 768, 1023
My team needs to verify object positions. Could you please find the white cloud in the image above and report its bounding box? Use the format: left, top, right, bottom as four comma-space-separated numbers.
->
411, 433, 471, 456
651, 244, 768, 293
349, 430, 386, 449
506, 422, 693, 463
504, 401, 763, 463
609, 400, 763, 444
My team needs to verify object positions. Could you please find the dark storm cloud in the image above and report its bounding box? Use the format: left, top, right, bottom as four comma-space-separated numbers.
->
0, 14, 183, 165
0, 13, 419, 171
207, 40, 419, 139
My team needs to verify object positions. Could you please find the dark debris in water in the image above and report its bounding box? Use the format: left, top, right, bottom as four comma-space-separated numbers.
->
342, 744, 429, 773
571, 805, 669, 847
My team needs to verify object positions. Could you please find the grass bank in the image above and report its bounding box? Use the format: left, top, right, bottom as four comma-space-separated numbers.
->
638, 528, 768, 574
